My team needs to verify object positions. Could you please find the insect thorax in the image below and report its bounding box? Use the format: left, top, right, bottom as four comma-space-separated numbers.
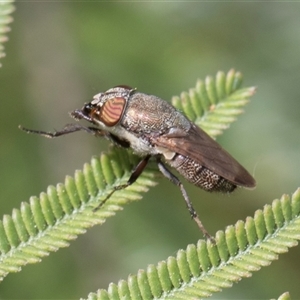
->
121, 92, 191, 135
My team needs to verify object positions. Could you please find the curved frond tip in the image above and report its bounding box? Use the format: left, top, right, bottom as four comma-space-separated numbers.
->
172, 69, 256, 138
87, 188, 300, 300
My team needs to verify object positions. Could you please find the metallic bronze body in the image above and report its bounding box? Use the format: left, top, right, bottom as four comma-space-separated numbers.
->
111, 90, 255, 192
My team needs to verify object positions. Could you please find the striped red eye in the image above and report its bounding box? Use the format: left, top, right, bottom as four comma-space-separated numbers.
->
99, 97, 126, 126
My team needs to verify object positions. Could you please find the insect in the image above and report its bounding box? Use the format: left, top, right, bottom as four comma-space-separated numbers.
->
20, 86, 256, 242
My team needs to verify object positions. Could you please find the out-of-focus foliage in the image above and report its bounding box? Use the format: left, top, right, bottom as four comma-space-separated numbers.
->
0, 0, 14, 67
1, 2, 300, 299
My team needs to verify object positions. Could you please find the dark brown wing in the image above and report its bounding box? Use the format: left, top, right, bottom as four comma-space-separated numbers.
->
154, 124, 256, 188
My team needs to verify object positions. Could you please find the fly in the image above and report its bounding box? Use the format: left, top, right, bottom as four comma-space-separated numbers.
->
20, 86, 256, 242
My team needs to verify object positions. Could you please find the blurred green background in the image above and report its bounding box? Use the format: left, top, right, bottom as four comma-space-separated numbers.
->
1, 2, 300, 299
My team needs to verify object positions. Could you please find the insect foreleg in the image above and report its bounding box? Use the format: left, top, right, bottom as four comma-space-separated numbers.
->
19, 124, 105, 138
156, 158, 215, 243
94, 155, 151, 211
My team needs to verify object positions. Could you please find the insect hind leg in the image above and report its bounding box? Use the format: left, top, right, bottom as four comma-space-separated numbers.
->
157, 158, 215, 243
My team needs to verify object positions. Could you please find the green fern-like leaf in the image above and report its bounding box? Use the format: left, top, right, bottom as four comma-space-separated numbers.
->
86, 189, 300, 300
0, 148, 157, 280
275, 292, 291, 300
172, 69, 256, 138
0, 0, 15, 67
0, 70, 254, 281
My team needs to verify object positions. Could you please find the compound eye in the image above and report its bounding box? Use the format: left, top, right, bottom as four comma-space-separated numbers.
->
99, 97, 126, 127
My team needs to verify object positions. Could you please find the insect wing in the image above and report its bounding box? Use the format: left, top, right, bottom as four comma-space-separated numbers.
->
154, 124, 256, 188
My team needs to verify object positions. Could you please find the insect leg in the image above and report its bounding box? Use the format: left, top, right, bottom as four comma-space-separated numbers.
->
156, 158, 215, 243
19, 124, 105, 138
93, 155, 151, 211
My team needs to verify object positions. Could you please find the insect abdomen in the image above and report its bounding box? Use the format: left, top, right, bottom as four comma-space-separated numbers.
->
168, 154, 236, 193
